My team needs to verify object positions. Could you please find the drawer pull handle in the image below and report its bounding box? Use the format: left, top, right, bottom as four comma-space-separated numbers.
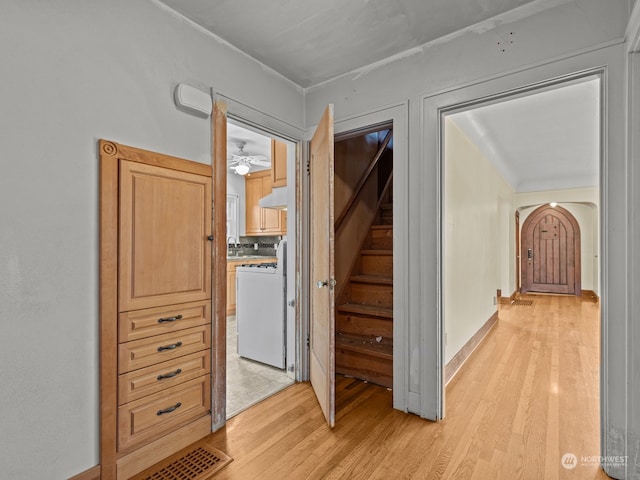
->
157, 402, 182, 416
157, 368, 182, 381
158, 314, 183, 323
157, 341, 183, 352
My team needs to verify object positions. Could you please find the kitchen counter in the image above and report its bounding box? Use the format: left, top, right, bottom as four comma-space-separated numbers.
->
227, 255, 276, 261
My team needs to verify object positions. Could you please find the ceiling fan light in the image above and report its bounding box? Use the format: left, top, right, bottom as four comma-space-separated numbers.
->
234, 164, 250, 175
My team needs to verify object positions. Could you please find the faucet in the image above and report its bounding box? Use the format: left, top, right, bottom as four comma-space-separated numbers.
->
227, 236, 238, 256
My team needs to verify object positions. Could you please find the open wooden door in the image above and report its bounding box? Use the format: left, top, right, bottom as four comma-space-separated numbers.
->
309, 105, 336, 427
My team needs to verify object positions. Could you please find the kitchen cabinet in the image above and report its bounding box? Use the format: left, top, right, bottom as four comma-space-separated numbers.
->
99, 140, 213, 479
245, 170, 286, 235
271, 139, 287, 187
226, 257, 277, 315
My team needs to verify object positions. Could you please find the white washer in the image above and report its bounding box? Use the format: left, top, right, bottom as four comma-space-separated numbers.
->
236, 242, 286, 368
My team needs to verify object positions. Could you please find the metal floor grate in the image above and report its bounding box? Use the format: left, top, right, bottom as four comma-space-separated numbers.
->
511, 299, 534, 306
133, 445, 232, 480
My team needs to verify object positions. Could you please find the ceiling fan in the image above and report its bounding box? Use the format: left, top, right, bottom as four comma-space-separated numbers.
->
228, 140, 269, 175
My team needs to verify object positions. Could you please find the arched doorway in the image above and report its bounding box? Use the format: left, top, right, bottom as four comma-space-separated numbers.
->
521, 204, 581, 295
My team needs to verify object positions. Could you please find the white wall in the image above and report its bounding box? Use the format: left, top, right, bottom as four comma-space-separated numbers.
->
444, 118, 514, 364
518, 192, 599, 294
305, 0, 632, 471
0, 1, 302, 478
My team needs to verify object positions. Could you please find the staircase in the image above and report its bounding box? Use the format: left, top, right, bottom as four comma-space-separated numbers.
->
336, 196, 393, 388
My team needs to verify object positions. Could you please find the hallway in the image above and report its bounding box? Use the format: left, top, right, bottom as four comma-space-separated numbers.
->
204, 294, 607, 479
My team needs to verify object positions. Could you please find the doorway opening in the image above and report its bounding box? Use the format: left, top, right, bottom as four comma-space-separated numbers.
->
441, 71, 602, 449
224, 119, 295, 418
333, 124, 394, 394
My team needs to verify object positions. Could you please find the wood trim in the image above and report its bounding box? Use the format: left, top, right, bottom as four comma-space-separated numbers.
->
515, 210, 520, 293
68, 465, 101, 480
334, 129, 392, 230
101, 140, 211, 177
581, 290, 600, 302
497, 290, 518, 305
445, 311, 498, 385
116, 416, 211, 480
212, 101, 228, 428
99, 140, 119, 480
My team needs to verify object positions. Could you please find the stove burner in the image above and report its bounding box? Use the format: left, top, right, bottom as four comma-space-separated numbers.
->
239, 262, 277, 268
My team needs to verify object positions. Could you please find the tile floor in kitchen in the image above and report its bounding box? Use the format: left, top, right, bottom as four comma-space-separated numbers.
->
226, 315, 294, 418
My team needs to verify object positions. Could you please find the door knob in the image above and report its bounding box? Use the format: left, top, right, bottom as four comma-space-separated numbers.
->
316, 280, 328, 288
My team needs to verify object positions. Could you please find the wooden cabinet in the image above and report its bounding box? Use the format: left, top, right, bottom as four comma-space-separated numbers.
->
100, 140, 213, 479
271, 139, 287, 187
226, 262, 238, 316
226, 257, 277, 315
245, 170, 286, 235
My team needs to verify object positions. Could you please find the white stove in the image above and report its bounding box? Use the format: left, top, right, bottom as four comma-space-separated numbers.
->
235, 241, 286, 368
236, 262, 277, 272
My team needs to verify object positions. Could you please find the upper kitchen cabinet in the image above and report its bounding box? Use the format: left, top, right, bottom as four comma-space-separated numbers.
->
245, 170, 286, 236
271, 139, 287, 187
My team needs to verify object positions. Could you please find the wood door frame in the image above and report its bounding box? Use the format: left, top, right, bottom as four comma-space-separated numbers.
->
521, 204, 581, 295
331, 103, 409, 413
210, 95, 306, 430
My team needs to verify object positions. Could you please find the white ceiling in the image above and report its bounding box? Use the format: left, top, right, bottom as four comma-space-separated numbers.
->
157, 0, 546, 88
157, 0, 600, 192
449, 77, 600, 193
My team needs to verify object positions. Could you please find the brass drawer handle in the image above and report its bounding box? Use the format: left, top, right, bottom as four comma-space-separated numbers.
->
157, 368, 182, 381
157, 314, 183, 324
157, 341, 183, 352
157, 402, 182, 416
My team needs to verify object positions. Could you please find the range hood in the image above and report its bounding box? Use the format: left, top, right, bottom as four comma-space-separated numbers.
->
259, 186, 288, 210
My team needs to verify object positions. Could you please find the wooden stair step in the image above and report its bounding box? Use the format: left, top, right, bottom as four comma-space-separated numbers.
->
350, 282, 392, 307
350, 274, 393, 285
370, 225, 393, 231
380, 203, 393, 210
336, 333, 392, 360
361, 249, 392, 256
337, 303, 393, 319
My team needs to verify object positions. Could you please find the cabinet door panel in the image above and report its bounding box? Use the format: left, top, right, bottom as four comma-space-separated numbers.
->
261, 176, 282, 233
245, 174, 264, 235
271, 139, 287, 188
119, 161, 212, 312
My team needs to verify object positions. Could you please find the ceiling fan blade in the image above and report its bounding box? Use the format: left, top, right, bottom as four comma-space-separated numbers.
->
249, 159, 271, 167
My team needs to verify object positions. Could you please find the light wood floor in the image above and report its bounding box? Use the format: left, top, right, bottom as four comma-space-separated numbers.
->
202, 294, 607, 479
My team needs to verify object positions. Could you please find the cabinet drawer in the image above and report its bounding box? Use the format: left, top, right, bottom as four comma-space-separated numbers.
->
118, 375, 211, 452
119, 301, 210, 342
118, 349, 211, 405
119, 325, 211, 373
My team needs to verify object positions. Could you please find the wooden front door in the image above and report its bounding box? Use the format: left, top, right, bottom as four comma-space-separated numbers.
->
521, 204, 581, 295
309, 105, 336, 427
